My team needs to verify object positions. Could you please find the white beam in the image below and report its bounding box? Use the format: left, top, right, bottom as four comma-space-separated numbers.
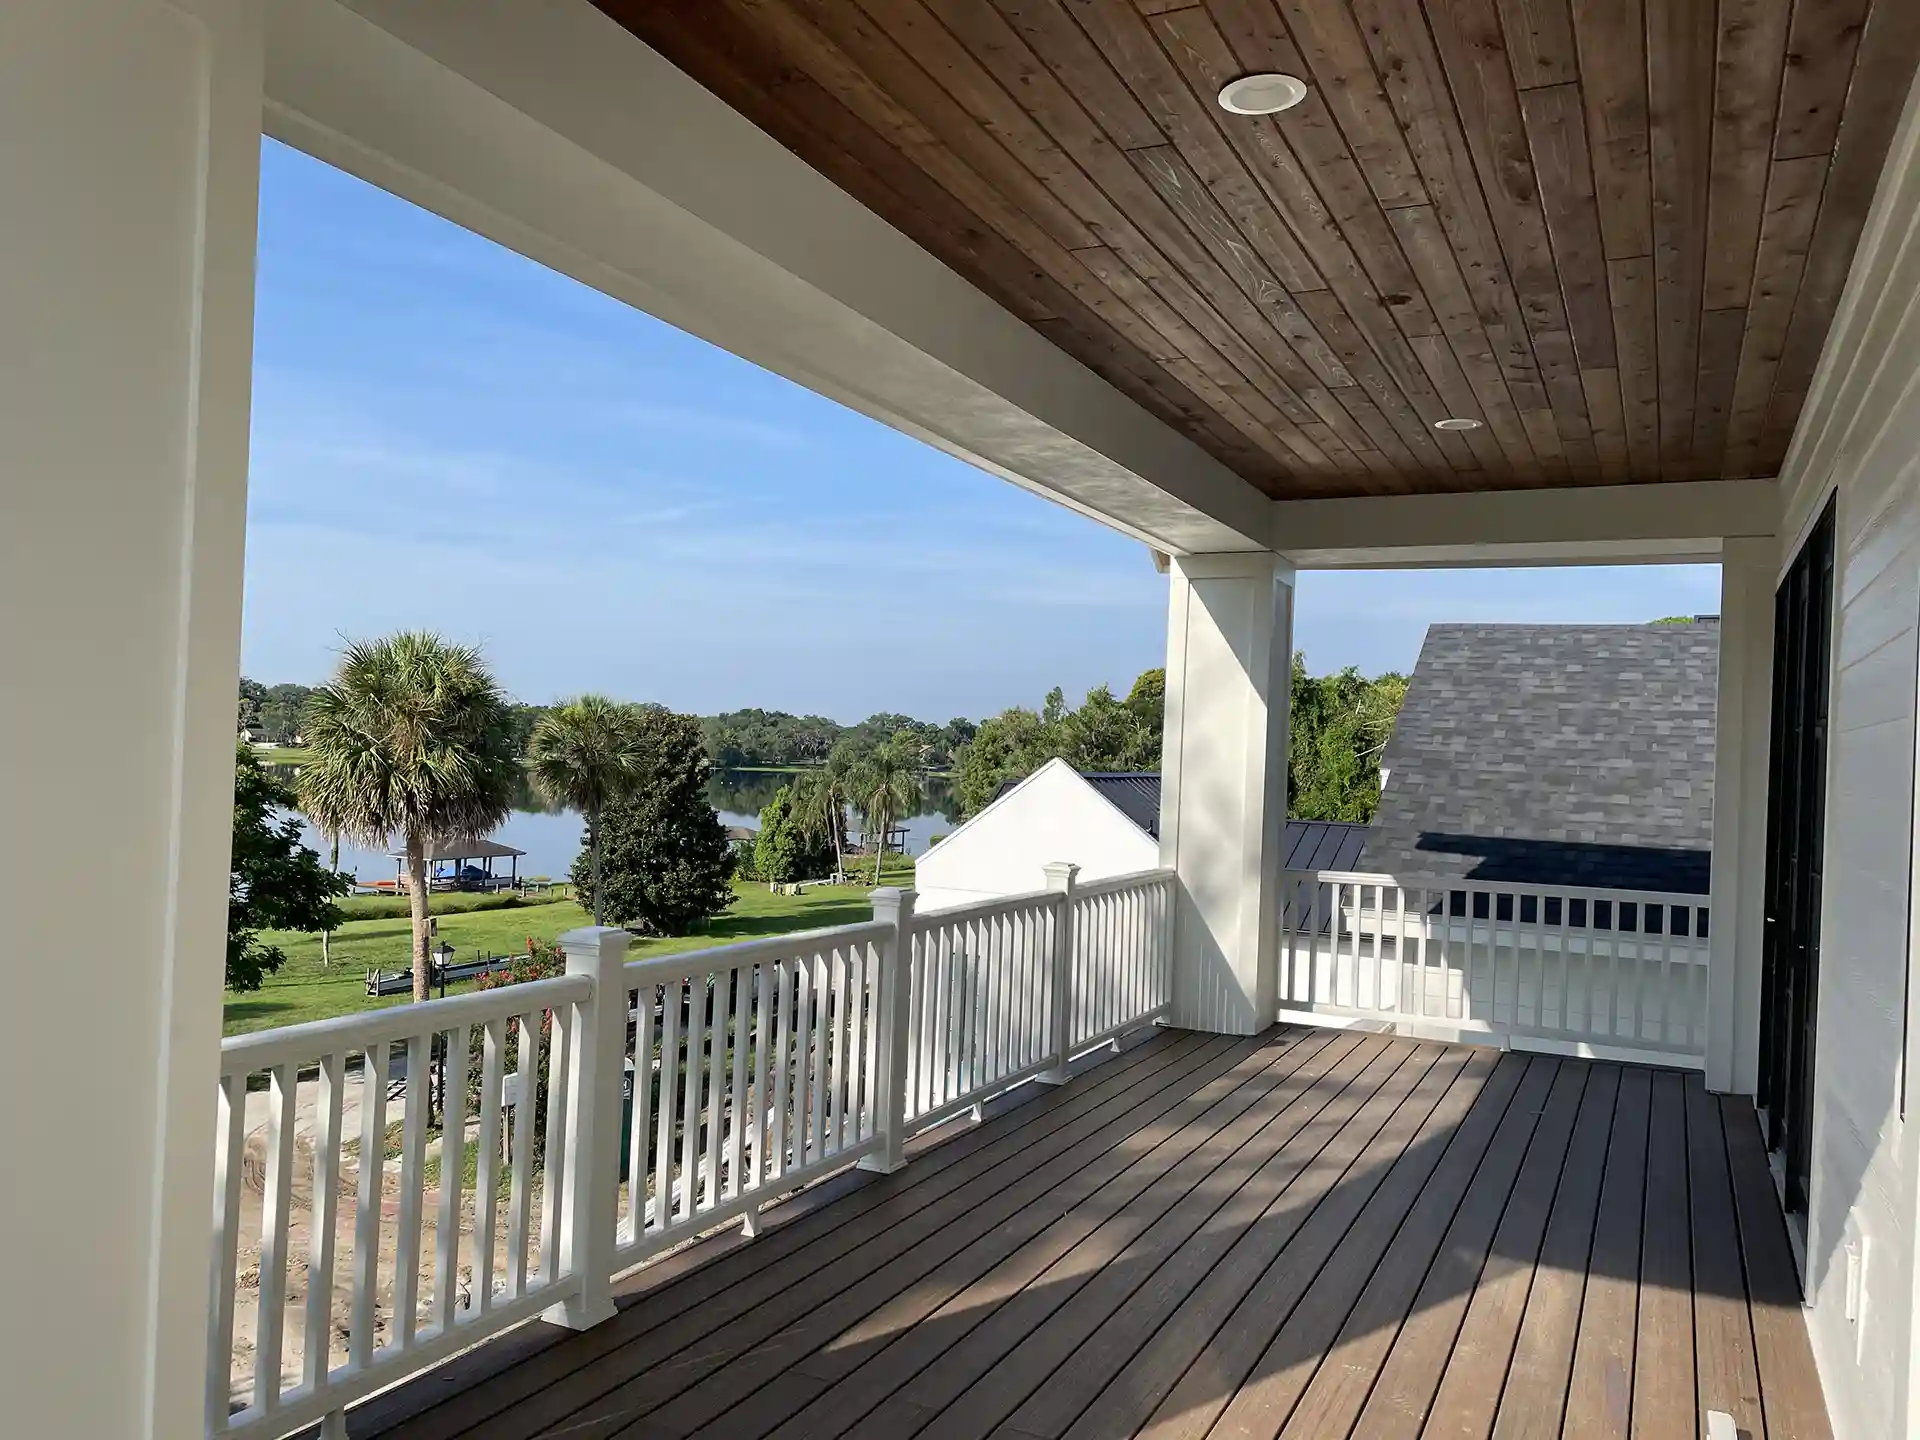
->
1273, 478, 1781, 567
0, 2, 260, 1436
260, 0, 1271, 554
1159, 553, 1293, 1033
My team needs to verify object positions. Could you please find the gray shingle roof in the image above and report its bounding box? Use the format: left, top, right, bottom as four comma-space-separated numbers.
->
1359, 622, 1718, 894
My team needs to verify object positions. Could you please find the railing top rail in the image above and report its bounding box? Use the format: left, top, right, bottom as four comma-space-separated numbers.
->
219, 972, 592, 1076
1284, 867, 1710, 908
911, 886, 1058, 930
621, 919, 892, 986
1072, 866, 1174, 899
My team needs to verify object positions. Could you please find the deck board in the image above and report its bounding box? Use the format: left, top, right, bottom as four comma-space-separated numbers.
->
355, 1028, 1832, 1440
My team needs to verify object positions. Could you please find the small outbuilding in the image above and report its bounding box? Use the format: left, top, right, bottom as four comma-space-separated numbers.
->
916, 758, 1369, 912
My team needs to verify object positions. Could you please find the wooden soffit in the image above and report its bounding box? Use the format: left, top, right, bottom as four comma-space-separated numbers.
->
602, 0, 1920, 502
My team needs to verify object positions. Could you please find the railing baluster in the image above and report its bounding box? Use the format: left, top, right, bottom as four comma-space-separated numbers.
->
653, 989, 681, 1227
255, 1061, 299, 1410
751, 962, 772, 1190
303, 1051, 345, 1391
809, 950, 830, 1158
433, 1026, 469, 1336
473, 1020, 503, 1306
628, 993, 653, 1240
207, 1070, 247, 1430
703, 970, 728, 1203
350, 1041, 388, 1358
828, 944, 849, 1151
726, 968, 749, 1199
393, 1036, 430, 1348
680, 981, 705, 1218
771, 961, 794, 1178
504, 1014, 536, 1298
860, 937, 881, 1138
705, 969, 730, 1200
535, 1006, 570, 1286
792, 958, 813, 1167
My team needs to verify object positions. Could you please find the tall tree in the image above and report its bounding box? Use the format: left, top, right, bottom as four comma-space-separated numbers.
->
791, 761, 851, 880
574, 708, 734, 934
527, 695, 648, 925
1287, 656, 1407, 822
229, 744, 348, 991
850, 737, 923, 884
753, 783, 837, 884
298, 633, 520, 1004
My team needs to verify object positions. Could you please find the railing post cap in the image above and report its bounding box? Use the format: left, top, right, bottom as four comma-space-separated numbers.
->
557, 925, 631, 959
1043, 861, 1081, 887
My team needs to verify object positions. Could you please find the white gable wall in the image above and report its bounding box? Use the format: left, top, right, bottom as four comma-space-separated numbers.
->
914, 760, 1158, 913
1774, 61, 1920, 1440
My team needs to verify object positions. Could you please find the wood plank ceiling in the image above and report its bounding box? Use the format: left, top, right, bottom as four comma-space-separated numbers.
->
602, 0, 1920, 500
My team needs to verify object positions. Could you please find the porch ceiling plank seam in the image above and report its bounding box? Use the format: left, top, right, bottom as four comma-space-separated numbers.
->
601, 0, 1916, 499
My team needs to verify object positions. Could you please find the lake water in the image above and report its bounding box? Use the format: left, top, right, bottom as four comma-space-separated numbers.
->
286, 767, 959, 884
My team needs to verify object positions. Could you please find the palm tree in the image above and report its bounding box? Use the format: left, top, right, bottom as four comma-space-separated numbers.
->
319, 830, 340, 968
298, 633, 520, 1005
527, 695, 648, 926
792, 762, 850, 882
851, 739, 923, 886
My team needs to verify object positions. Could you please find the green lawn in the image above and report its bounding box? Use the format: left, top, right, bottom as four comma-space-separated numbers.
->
223, 876, 903, 1036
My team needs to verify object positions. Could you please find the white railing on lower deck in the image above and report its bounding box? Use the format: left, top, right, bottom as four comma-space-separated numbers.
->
1278, 869, 1709, 1065
210, 972, 592, 1440
208, 863, 1174, 1440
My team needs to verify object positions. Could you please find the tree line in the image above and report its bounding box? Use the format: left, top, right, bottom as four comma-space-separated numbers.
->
947, 658, 1405, 825
242, 679, 978, 772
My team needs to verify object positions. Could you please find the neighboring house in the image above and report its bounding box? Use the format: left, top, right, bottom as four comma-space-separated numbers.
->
1360, 621, 1720, 895
916, 757, 1368, 912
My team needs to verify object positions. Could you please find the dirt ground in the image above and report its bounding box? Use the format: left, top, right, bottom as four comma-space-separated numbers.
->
222, 1082, 553, 1413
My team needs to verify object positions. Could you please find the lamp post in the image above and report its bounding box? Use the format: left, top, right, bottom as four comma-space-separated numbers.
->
431, 940, 455, 1125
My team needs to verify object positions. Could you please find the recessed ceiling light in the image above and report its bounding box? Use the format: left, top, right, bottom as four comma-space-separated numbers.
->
1433, 417, 1484, 431
1217, 73, 1308, 115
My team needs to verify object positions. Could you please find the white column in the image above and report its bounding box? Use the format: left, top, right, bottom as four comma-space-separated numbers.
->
1158, 553, 1294, 1034
860, 887, 917, 1173
0, 3, 262, 1437
545, 926, 630, 1330
1707, 536, 1779, 1094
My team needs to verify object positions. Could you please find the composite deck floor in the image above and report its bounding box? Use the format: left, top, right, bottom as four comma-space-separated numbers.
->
357, 1026, 1830, 1440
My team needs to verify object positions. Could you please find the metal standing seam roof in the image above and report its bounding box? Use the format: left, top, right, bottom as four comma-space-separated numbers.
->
1359, 621, 1719, 894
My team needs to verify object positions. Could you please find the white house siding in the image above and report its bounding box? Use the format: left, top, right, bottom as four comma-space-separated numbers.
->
913, 760, 1159, 913
1776, 64, 1920, 1439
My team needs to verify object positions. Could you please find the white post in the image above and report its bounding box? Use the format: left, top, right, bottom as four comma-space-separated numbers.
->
861, 887, 917, 1173
1042, 862, 1080, 1082
1, 4, 262, 1436
1159, 553, 1295, 1034
543, 926, 630, 1329
1708, 537, 1779, 1093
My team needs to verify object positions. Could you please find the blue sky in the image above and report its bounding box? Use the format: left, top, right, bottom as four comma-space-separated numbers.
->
244, 141, 1721, 719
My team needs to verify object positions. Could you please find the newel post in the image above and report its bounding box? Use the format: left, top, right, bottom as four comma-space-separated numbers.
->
544, 925, 630, 1330
1042, 862, 1080, 1083
862, 887, 917, 1174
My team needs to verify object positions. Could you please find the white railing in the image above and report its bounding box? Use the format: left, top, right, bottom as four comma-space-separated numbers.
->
1069, 870, 1175, 1051
904, 866, 1174, 1130
210, 972, 592, 1440
208, 864, 1174, 1439
613, 921, 891, 1269
1278, 869, 1710, 1065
